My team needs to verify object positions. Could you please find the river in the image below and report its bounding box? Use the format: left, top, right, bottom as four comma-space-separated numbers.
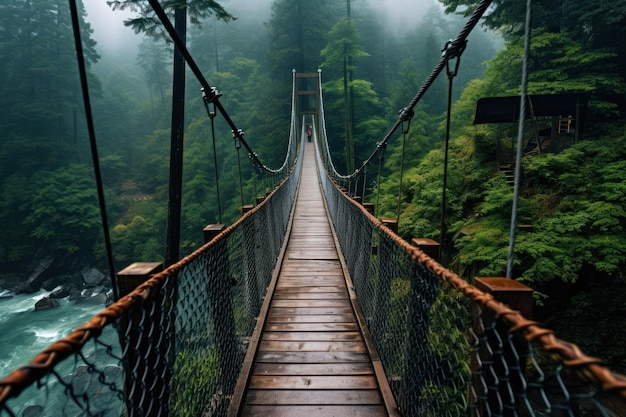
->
0, 288, 107, 377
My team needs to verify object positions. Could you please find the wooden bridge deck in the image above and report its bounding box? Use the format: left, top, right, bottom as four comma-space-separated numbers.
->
231, 140, 398, 416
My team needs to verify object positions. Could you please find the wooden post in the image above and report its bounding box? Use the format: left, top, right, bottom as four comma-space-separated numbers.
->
240, 204, 254, 214
471, 277, 533, 416
411, 238, 440, 262
381, 218, 398, 234
204, 223, 225, 243
353, 195, 362, 204
117, 262, 166, 417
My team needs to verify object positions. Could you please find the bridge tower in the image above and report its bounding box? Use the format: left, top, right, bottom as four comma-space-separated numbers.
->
296, 71, 320, 127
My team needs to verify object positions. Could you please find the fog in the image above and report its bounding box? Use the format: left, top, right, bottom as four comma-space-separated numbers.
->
84, 0, 441, 56
364, 0, 440, 31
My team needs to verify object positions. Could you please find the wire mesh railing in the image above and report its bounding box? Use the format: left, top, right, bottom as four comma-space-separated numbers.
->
0, 78, 303, 417
315, 133, 626, 416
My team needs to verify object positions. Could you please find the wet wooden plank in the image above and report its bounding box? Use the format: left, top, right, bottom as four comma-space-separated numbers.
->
248, 375, 378, 390
264, 322, 359, 332
244, 389, 383, 405
270, 299, 351, 308
265, 314, 356, 323
255, 351, 371, 363
240, 405, 387, 417
273, 292, 348, 300
274, 286, 345, 293
288, 251, 339, 260
261, 331, 363, 342
258, 341, 366, 352
253, 363, 373, 376
267, 307, 354, 315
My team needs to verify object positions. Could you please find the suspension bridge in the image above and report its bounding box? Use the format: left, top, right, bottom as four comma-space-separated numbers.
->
2, 0, 626, 416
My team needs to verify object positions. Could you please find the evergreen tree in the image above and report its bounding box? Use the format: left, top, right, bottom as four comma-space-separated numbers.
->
0, 0, 100, 265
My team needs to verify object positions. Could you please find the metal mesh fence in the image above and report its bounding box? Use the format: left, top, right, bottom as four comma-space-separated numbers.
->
316, 143, 626, 416
0, 138, 302, 417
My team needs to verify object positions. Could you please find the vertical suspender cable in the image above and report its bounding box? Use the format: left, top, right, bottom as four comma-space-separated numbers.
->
235, 134, 245, 215
69, 0, 118, 300
396, 116, 412, 225
375, 144, 385, 218
507, 0, 532, 278
439, 40, 465, 261
205, 101, 222, 224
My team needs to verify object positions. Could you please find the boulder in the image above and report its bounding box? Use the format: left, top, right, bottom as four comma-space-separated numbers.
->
34, 297, 60, 310
82, 268, 106, 287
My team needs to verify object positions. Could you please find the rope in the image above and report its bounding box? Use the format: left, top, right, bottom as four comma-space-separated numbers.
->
507, 0, 532, 278
69, 0, 119, 300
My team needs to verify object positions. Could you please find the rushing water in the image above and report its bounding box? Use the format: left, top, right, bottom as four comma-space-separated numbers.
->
0, 288, 106, 377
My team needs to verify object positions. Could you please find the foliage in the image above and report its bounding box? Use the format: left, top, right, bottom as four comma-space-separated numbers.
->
170, 348, 220, 417
107, 0, 235, 39
25, 164, 102, 256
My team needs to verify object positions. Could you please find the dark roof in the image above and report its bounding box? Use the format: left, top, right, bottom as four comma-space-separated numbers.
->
473, 93, 586, 124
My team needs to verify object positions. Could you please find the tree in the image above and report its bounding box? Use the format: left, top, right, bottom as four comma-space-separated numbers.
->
266, 0, 340, 74
0, 0, 100, 265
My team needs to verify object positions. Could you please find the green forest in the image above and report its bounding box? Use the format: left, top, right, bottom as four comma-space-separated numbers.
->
0, 0, 625, 373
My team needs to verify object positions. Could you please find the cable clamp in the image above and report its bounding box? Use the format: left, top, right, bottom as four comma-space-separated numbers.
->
399, 107, 414, 122
442, 39, 467, 78
202, 86, 223, 104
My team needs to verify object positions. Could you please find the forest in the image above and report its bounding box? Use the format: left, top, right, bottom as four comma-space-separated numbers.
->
0, 0, 624, 373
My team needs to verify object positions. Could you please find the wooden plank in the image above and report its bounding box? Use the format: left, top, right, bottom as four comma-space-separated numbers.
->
261, 331, 363, 342
255, 351, 371, 363
253, 363, 373, 376
289, 251, 338, 260
249, 375, 378, 390
270, 300, 351, 308
258, 341, 366, 352
264, 322, 359, 331
267, 307, 354, 315
240, 405, 387, 417
273, 286, 345, 293
244, 389, 382, 405
272, 292, 348, 300
265, 314, 356, 324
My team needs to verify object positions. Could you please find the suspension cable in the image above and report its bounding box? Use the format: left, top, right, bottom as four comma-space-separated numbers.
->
146, 0, 288, 175
507, 0, 532, 278
69, 0, 119, 300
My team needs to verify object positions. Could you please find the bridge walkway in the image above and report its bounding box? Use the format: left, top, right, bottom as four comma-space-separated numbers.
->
232, 140, 397, 416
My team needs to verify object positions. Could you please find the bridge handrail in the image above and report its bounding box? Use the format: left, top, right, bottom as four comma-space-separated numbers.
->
0, 71, 304, 416
313, 117, 626, 413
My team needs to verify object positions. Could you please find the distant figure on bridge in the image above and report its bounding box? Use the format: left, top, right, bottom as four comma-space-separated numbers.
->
307, 126, 312, 142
